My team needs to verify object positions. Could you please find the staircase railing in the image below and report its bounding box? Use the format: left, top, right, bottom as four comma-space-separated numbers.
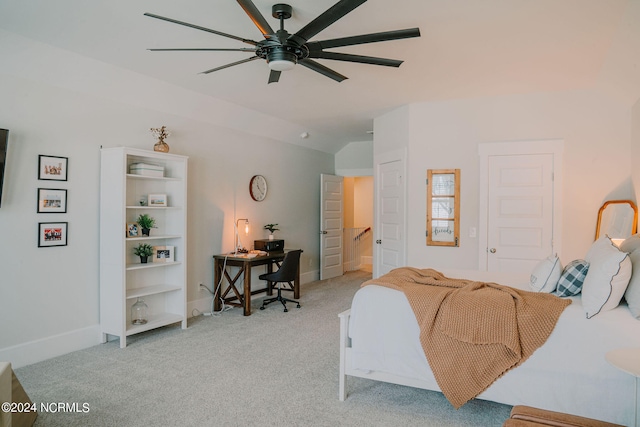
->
343, 227, 371, 272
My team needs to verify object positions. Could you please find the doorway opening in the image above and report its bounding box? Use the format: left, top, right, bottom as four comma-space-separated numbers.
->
343, 176, 373, 273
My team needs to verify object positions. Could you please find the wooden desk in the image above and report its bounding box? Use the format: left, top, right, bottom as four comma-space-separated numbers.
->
212, 250, 301, 316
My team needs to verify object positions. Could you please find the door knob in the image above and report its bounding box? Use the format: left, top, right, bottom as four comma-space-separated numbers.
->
376, 240, 382, 244
489, 248, 496, 253
320, 231, 328, 234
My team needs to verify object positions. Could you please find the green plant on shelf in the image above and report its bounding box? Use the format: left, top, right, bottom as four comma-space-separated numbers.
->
136, 214, 156, 230
133, 243, 154, 257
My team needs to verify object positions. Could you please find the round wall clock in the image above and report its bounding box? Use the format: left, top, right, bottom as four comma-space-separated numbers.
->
249, 175, 268, 201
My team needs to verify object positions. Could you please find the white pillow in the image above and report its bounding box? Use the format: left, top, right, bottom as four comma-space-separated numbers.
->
621, 233, 640, 319
624, 250, 640, 319
620, 233, 640, 254
529, 254, 562, 293
582, 236, 632, 319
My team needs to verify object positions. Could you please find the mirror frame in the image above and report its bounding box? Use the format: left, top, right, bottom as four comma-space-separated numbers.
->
595, 199, 638, 240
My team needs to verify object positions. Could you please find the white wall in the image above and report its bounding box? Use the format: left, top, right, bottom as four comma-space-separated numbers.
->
633, 97, 640, 211
335, 141, 373, 176
376, 89, 633, 270
0, 32, 333, 367
353, 177, 373, 258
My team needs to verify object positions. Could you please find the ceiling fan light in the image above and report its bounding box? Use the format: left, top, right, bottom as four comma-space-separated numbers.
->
267, 47, 298, 71
268, 59, 296, 71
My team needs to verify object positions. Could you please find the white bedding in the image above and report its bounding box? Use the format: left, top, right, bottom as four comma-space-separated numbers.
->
346, 269, 640, 426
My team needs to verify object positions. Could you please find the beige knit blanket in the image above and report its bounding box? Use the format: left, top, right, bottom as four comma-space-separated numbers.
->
361, 267, 571, 408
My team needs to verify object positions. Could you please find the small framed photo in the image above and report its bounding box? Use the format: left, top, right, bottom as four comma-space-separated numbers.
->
152, 245, 174, 263
37, 188, 67, 213
148, 193, 167, 207
38, 222, 68, 247
38, 155, 68, 181
126, 223, 140, 237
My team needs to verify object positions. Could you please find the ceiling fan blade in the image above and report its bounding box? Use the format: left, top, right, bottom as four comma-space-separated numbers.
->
144, 13, 258, 46
308, 51, 402, 67
307, 28, 421, 50
268, 70, 281, 84
148, 48, 257, 52
200, 56, 260, 74
298, 59, 348, 82
236, 0, 275, 37
289, 0, 367, 46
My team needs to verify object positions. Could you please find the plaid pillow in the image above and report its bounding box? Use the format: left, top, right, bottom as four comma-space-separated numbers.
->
555, 259, 590, 297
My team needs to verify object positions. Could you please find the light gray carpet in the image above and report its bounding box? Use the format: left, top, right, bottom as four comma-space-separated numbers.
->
16, 270, 511, 426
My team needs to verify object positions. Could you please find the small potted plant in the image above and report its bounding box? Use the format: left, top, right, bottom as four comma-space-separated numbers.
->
136, 214, 156, 236
133, 243, 154, 263
264, 223, 279, 240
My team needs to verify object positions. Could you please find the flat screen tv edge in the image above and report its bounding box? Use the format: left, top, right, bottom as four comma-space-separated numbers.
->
0, 128, 8, 208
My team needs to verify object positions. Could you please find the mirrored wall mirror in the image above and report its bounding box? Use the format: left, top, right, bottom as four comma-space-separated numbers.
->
595, 200, 638, 241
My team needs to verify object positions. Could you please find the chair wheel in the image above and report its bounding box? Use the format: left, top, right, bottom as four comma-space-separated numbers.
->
296, 304, 301, 308
260, 306, 265, 310
284, 308, 288, 312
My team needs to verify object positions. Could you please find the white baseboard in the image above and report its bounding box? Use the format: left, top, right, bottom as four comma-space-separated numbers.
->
188, 296, 215, 316
301, 269, 319, 284
0, 325, 101, 369
5, 270, 324, 367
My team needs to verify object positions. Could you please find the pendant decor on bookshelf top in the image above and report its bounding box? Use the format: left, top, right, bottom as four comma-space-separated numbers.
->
150, 125, 170, 153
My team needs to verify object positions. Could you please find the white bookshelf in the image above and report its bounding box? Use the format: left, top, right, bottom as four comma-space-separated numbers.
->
99, 147, 188, 348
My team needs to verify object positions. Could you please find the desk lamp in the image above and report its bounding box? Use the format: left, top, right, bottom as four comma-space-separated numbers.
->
235, 218, 249, 254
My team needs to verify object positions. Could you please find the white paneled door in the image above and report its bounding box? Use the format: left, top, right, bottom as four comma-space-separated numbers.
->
487, 153, 554, 272
375, 157, 405, 278
320, 174, 344, 280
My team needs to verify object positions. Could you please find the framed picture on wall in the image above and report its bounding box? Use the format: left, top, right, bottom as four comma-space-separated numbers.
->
38, 155, 68, 181
37, 188, 67, 213
38, 222, 68, 247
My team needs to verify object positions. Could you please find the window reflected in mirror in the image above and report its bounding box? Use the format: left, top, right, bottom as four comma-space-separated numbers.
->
595, 200, 638, 241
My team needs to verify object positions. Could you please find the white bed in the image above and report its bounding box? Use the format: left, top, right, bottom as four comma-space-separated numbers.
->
338, 269, 640, 426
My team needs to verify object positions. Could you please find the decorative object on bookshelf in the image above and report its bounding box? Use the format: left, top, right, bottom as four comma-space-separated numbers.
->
148, 193, 167, 207
133, 243, 154, 263
131, 298, 148, 325
129, 162, 164, 177
126, 222, 140, 237
153, 245, 174, 263
150, 125, 170, 153
136, 213, 156, 236
264, 223, 279, 240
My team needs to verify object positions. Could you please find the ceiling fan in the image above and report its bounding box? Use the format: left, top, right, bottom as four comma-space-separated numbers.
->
144, 0, 420, 83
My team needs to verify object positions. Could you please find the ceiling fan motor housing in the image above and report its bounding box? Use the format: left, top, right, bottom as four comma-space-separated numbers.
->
272, 4, 292, 20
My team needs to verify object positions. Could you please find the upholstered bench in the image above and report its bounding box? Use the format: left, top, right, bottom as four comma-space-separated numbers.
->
1, 362, 37, 427
503, 405, 624, 427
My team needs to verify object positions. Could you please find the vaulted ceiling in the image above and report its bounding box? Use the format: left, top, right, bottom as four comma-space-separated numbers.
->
0, 0, 637, 153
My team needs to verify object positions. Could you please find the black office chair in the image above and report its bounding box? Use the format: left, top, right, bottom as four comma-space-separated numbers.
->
259, 250, 302, 312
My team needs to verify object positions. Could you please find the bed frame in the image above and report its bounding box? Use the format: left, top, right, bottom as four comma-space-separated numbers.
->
339, 309, 437, 401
